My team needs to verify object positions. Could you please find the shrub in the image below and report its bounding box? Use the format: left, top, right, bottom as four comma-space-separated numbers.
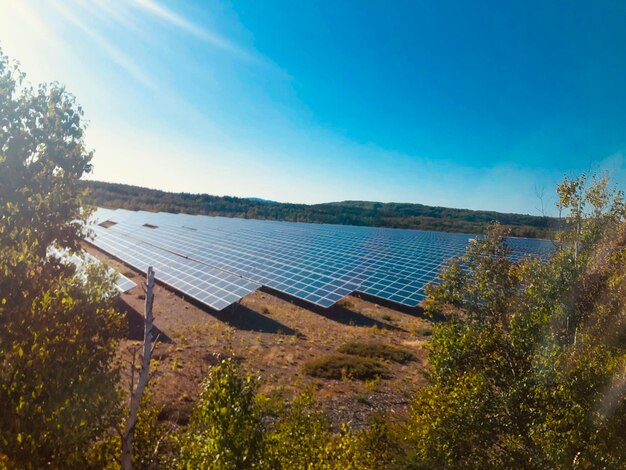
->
353, 413, 412, 470
263, 390, 360, 469
178, 359, 264, 469
338, 342, 415, 364
302, 354, 387, 380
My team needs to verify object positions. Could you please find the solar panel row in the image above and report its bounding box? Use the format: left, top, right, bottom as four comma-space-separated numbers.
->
50, 246, 137, 293
86, 208, 553, 311
90, 228, 261, 311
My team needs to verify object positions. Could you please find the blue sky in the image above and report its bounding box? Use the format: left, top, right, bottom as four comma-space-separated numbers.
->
1, 0, 625, 214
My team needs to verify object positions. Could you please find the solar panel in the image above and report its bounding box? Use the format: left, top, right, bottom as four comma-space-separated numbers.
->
50, 246, 137, 293
86, 208, 553, 310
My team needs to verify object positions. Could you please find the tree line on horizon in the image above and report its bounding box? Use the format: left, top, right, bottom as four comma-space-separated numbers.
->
82, 180, 556, 239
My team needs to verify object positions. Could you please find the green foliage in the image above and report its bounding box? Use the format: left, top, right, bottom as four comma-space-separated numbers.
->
88, 394, 176, 470
178, 359, 264, 469
338, 341, 415, 364
0, 48, 123, 468
178, 366, 359, 469
407, 175, 626, 468
0, 53, 93, 262
352, 413, 414, 470
425, 222, 516, 324
302, 354, 388, 380
556, 173, 626, 262
264, 391, 358, 469
82, 180, 555, 238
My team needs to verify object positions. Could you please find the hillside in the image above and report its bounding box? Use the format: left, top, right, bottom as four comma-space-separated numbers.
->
82, 180, 556, 238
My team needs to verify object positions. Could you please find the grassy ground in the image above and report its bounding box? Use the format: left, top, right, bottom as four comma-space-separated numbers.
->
86, 244, 434, 429
302, 354, 388, 380
338, 341, 416, 364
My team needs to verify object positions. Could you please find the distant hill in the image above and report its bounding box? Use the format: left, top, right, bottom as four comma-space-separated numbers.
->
81, 180, 557, 238
247, 197, 278, 203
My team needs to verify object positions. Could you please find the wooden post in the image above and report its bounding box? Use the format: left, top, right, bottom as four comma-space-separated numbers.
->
121, 267, 156, 470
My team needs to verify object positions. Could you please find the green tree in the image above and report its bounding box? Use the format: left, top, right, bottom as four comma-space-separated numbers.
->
178, 359, 265, 469
0, 49, 123, 468
264, 390, 358, 469
407, 174, 626, 468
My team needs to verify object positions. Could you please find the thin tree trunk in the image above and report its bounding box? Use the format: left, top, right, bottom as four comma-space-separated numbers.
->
121, 267, 156, 470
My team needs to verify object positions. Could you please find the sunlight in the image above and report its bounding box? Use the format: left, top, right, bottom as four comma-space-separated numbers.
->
79, 0, 145, 35
49, 0, 157, 91
0, 0, 67, 83
132, 0, 258, 62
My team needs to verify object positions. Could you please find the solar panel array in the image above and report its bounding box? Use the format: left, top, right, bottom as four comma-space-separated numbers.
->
86, 208, 553, 311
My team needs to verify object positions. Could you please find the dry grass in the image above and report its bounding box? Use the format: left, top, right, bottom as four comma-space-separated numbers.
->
338, 342, 415, 364
303, 354, 387, 380
414, 325, 433, 337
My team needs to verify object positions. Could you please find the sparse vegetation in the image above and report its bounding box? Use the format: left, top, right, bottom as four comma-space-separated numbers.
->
364, 376, 382, 391
338, 298, 355, 309
356, 394, 370, 405
413, 325, 433, 337
338, 342, 415, 364
302, 354, 388, 380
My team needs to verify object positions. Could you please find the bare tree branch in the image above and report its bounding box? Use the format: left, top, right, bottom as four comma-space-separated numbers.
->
120, 267, 157, 470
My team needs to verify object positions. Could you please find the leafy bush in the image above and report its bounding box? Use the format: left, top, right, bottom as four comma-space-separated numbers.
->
264, 391, 358, 469
302, 354, 387, 380
178, 369, 359, 469
353, 413, 412, 470
178, 358, 264, 469
338, 342, 415, 364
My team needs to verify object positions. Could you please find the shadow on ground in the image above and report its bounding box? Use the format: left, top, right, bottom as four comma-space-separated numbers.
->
211, 302, 300, 336
259, 287, 406, 331
318, 304, 407, 331
130, 278, 301, 336
351, 292, 446, 322
117, 296, 172, 343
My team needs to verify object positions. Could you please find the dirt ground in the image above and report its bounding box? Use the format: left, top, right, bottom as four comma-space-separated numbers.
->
85, 244, 434, 429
